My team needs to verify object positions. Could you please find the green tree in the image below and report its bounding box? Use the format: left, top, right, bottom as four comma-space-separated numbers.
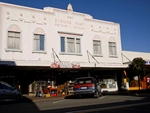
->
130, 57, 146, 90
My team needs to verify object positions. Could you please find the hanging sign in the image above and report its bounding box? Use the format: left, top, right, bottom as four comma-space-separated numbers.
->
50, 61, 80, 68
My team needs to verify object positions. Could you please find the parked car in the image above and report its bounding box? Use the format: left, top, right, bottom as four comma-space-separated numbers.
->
0, 81, 22, 102
73, 77, 101, 98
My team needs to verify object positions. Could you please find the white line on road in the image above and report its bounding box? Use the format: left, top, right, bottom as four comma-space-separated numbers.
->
53, 99, 67, 104
99, 95, 106, 99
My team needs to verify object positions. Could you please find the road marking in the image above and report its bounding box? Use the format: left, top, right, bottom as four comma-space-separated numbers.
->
53, 100, 67, 104
65, 101, 150, 113
135, 93, 138, 96
99, 95, 106, 99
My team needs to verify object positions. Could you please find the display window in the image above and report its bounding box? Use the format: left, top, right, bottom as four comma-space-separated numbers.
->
93, 71, 117, 90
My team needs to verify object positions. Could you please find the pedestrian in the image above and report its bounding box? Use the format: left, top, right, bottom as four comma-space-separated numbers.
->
35, 84, 39, 97
39, 84, 44, 97
64, 81, 69, 95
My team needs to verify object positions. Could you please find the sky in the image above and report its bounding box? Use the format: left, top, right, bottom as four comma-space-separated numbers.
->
1, 0, 150, 53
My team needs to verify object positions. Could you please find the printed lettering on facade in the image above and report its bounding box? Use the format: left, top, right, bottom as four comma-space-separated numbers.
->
55, 16, 84, 30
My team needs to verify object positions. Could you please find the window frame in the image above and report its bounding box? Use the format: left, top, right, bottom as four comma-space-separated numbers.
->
6, 24, 22, 52
32, 33, 47, 54
60, 36, 82, 55
93, 40, 102, 56
108, 42, 117, 57
7, 31, 21, 51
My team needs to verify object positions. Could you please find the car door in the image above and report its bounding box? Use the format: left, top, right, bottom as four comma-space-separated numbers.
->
1, 83, 15, 100
0, 82, 4, 100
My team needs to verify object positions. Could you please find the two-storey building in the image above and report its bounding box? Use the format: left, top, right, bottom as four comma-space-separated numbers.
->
0, 2, 128, 94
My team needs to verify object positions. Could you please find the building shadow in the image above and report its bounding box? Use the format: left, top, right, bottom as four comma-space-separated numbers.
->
0, 91, 150, 113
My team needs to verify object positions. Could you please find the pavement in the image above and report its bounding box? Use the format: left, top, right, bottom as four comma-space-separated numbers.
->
23, 94, 66, 102
22, 90, 150, 103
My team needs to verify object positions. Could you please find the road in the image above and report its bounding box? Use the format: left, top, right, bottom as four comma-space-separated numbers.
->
0, 94, 150, 113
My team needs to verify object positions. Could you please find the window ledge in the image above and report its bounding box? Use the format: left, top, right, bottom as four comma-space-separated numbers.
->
59, 52, 82, 56
5, 49, 22, 53
109, 55, 118, 58
93, 54, 103, 57
32, 51, 47, 54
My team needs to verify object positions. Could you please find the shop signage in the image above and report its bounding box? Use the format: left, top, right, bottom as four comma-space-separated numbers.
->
50, 61, 80, 68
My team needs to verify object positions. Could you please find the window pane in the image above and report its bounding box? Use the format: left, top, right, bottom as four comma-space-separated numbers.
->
93, 40, 101, 54
35, 34, 39, 39
67, 38, 74, 53
34, 35, 39, 50
2, 84, 11, 90
14, 38, 20, 49
61, 37, 65, 52
40, 35, 44, 50
7, 31, 20, 49
109, 42, 116, 55
15, 32, 20, 38
8, 31, 15, 37
34, 39, 39, 50
8, 36, 13, 49
34, 34, 45, 51
76, 39, 81, 53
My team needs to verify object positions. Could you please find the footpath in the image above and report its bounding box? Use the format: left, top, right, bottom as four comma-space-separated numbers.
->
23, 94, 66, 102
23, 90, 150, 103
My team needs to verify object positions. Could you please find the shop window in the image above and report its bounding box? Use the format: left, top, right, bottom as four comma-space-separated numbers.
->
96, 72, 117, 89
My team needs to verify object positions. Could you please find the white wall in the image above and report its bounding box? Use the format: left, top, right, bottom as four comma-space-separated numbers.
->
122, 50, 150, 63
0, 2, 124, 67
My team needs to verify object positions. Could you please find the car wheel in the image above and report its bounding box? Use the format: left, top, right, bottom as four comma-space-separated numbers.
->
16, 95, 21, 102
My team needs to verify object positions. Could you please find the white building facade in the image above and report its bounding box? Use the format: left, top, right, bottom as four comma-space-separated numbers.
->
0, 2, 129, 94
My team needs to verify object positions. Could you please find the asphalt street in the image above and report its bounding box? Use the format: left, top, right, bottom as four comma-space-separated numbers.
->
0, 93, 150, 113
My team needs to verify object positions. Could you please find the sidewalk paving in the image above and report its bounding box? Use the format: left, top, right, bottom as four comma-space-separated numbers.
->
22, 90, 150, 103
23, 94, 66, 102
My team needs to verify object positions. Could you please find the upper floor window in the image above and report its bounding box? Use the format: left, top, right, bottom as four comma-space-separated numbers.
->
60, 37, 81, 54
7, 25, 21, 51
8, 31, 20, 49
109, 42, 117, 55
93, 40, 101, 55
34, 34, 45, 51
33, 28, 45, 52
93, 35, 102, 56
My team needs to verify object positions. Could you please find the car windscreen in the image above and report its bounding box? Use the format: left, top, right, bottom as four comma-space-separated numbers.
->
75, 78, 94, 84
